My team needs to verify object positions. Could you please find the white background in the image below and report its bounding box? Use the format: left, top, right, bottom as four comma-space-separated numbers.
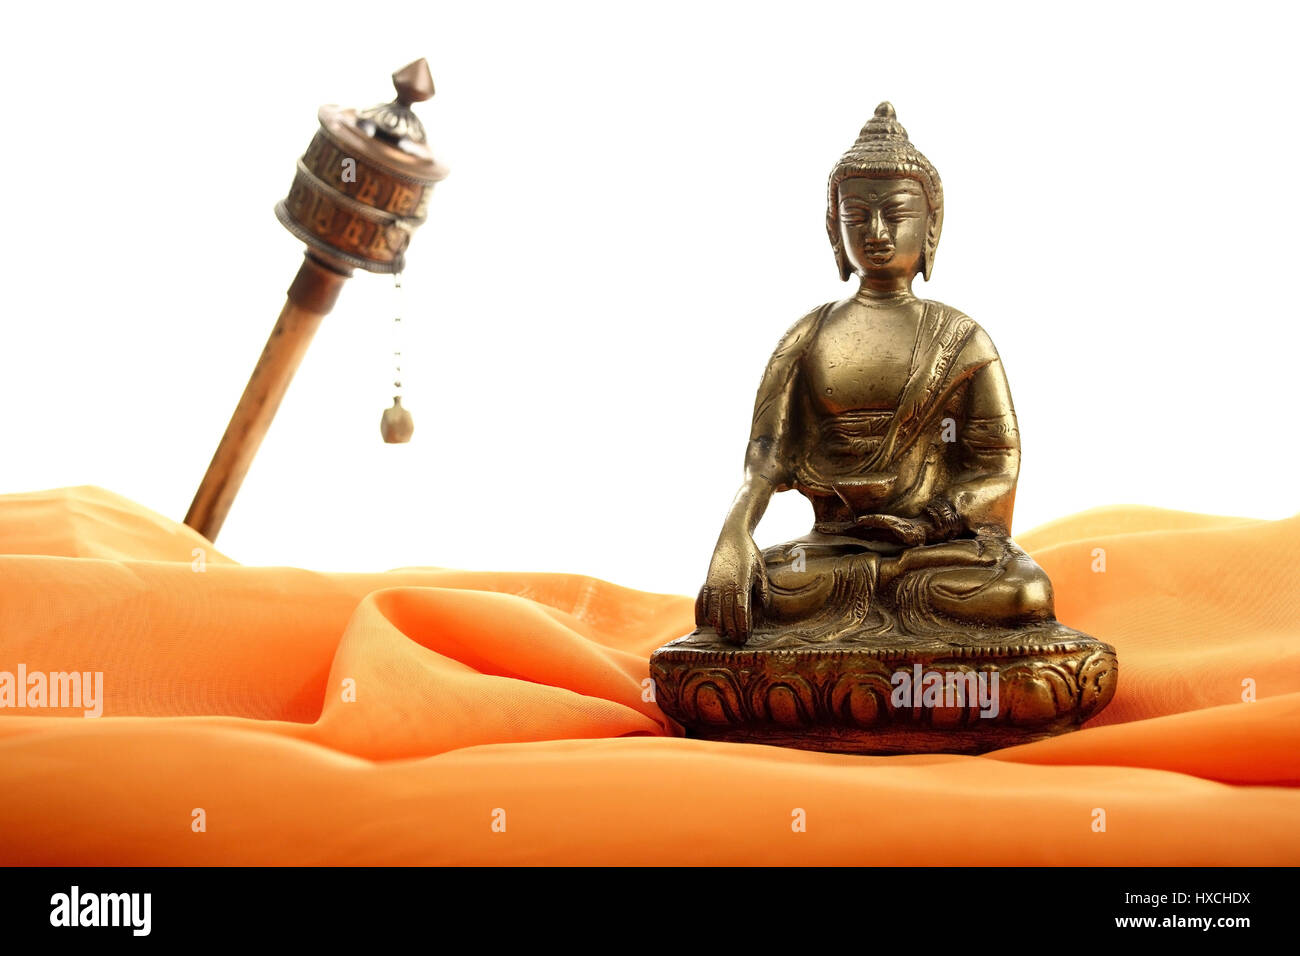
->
2, 1, 1297, 595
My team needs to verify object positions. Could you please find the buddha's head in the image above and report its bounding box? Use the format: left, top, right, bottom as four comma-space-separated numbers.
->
826, 102, 944, 283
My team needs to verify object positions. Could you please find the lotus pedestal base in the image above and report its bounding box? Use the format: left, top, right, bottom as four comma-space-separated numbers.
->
649, 623, 1118, 755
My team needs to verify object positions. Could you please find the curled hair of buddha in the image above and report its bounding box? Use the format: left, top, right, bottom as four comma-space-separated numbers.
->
826, 102, 944, 281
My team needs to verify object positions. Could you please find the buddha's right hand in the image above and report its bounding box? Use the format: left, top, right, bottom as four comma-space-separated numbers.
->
696, 533, 770, 644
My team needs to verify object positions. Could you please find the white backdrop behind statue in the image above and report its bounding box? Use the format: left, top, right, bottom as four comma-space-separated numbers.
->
1, 0, 1296, 595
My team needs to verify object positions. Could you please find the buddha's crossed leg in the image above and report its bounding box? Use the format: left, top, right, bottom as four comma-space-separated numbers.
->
761, 534, 1054, 631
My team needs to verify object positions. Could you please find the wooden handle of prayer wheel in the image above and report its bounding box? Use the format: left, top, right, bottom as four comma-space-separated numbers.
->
184, 253, 350, 542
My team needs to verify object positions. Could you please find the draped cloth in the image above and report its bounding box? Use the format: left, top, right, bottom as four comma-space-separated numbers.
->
0, 485, 1297, 865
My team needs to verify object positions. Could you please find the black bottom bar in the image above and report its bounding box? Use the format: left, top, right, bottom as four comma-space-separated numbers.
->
0, 866, 1287, 944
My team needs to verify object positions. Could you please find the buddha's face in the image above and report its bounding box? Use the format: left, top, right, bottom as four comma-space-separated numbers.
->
836, 175, 928, 283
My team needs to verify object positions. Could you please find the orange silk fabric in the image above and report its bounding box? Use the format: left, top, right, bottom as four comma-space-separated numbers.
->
0, 486, 1297, 865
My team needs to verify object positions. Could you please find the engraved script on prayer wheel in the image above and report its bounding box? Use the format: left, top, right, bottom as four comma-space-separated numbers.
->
275, 59, 449, 274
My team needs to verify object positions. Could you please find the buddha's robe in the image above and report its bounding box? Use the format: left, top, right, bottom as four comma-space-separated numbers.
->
750, 299, 1053, 638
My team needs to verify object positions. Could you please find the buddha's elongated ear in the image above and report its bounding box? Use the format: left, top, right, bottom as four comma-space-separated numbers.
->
921, 204, 943, 281
826, 177, 854, 281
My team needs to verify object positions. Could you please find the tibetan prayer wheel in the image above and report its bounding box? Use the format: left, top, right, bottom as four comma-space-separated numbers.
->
275, 59, 449, 274
185, 59, 448, 542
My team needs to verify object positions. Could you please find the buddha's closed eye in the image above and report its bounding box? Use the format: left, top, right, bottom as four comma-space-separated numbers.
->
840, 204, 916, 224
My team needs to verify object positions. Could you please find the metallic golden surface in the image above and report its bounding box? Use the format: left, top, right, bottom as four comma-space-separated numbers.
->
651, 103, 1117, 754
274, 58, 449, 275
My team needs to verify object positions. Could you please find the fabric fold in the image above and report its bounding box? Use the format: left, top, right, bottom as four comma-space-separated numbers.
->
0, 485, 1296, 864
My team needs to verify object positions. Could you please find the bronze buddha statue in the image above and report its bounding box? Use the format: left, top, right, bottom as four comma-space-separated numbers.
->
651, 103, 1117, 754
697, 102, 1051, 644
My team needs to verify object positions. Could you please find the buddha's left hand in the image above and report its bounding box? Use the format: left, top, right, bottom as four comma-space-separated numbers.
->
852, 513, 931, 546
